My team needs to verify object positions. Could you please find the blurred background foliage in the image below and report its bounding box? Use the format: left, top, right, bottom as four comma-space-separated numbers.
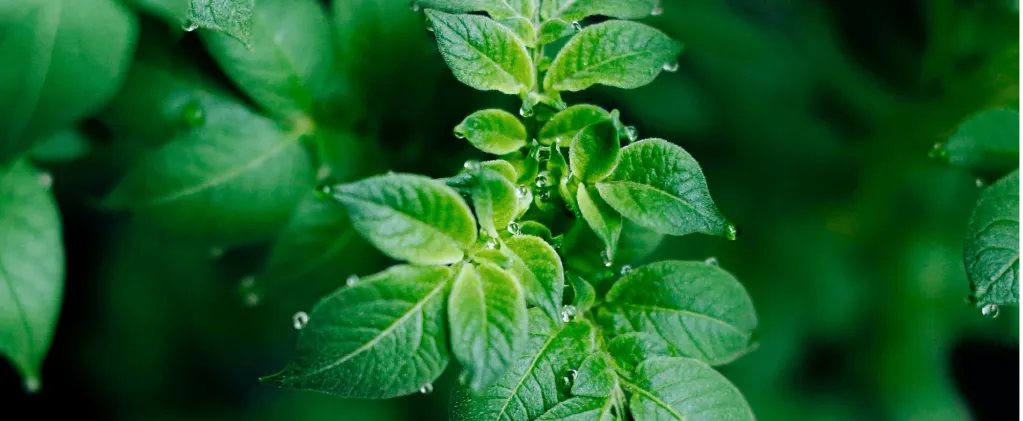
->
2, 0, 1019, 420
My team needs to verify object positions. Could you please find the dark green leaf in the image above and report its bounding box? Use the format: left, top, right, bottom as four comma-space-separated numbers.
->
538, 104, 611, 146
572, 352, 617, 398
456, 109, 528, 155
596, 138, 731, 238
567, 273, 596, 312
626, 357, 754, 421
29, 129, 91, 163
535, 397, 615, 421
473, 169, 520, 238
504, 235, 565, 323
577, 184, 622, 261
0, 0, 138, 162
570, 120, 620, 182
541, 0, 658, 22
602, 261, 757, 365
426, 10, 534, 95
189, 0, 253, 43
263, 265, 452, 398
965, 169, 1019, 307
944, 108, 1019, 174
449, 263, 528, 391
606, 333, 671, 374
545, 21, 681, 92
0, 159, 63, 392
201, 0, 332, 118
260, 194, 358, 285
329, 173, 478, 265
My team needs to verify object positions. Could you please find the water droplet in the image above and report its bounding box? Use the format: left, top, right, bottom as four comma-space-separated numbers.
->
571, 21, 582, 31
316, 184, 333, 198
519, 103, 534, 118
650, 6, 664, 16
928, 142, 948, 160
419, 383, 434, 394
485, 239, 499, 249
424, 15, 434, 32
535, 171, 551, 188
346, 274, 360, 287
37, 172, 53, 189
464, 160, 481, 172
982, 303, 1000, 318
554, 136, 566, 147
516, 185, 530, 198
725, 224, 739, 241
537, 190, 553, 202
704, 257, 719, 266
182, 100, 205, 127
23, 376, 40, 393
620, 265, 633, 275
624, 126, 638, 142
182, 22, 198, 32
243, 292, 261, 307
292, 311, 309, 330
453, 128, 466, 139
562, 369, 578, 388
975, 178, 985, 188
457, 371, 470, 385
208, 247, 225, 259
409, 2, 421, 12
551, 236, 563, 250
508, 222, 521, 235
561, 305, 578, 322
600, 249, 613, 267
662, 61, 679, 72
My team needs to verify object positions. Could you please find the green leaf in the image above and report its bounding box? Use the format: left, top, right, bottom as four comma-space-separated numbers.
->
472, 169, 520, 238
482, 160, 519, 184
504, 235, 565, 323
570, 120, 620, 182
943, 108, 1020, 174
29, 129, 91, 163
535, 397, 615, 421
104, 97, 314, 246
538, 104, 611, 146
415, 0, 519, 19
567, 273, 596, 312
577, 184, 622, 260
328, 173, 477, 265
262, 265, 452, 398
519, 221, 555, 242
201, 0, 332, 118
606, 333, 671, 374
965, 169, 1020, 307
260, 194, 358, 285
537, 19, 577, 46
0, 159, 63, 392
601, 261, 757, 365
0, 0, 138, 162
572, 352, 617, 398
189, 0, 253, 44
562, 219, 663, 279
596, 138, 731, 238
541, 0, 658, 21
456, 109, 528, 155
626, 357, 754, 421
426, 10, 535, 95
449, 263, 528, 391
500, 16, 537, 47
544, 21, 681, 92
452, 310, 596, 421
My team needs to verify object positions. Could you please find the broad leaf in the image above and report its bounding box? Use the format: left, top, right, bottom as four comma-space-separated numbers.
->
545, 21, 681, 92
944, 108, 1019, 174
426, 10, 534, 95
567, 273, 596, 312
601, 261, 757, 365
260, 194, 359, 286
535, 397, 615, 421
415, 0, 520, 19
201, 0, 332, 118
606, 333, 671, 374
562, 219, 663, 280
189, 0, 253, 43
263, 265, 452, 398
596, 138, 731, 238
472, 169, 520, 238
456, 109, 528, 155
449, 263, 528, 391
541, 0, 658, 22
328, 173, 477, 265
452, 310, 596, 421
570, 120, 620, 183
538, 104, 611, 146
965, 169, 1020, 307
572, 353, 617, 398
500, 16, 537, 47
104, 97, 314, 246
0, 159, 63, 392
577, 184, 622, 261
0, 0, 138, 162
504, 235, 565, 323
483, 160, 519, 184
626, 357, 754, 421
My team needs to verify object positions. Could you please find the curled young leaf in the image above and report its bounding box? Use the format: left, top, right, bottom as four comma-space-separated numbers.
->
626, 357, 754, 421
596, 138, 731, 238
504, 235, 565, 324
456, 109, 528, 155
472, 168, 520, 241
262, 265, 452, 398
569, 120, 620, 183
567, 273, 597, 312
538, 104, 611, 146
426, 10, 534, 95
329, 173, 477, 265
541, 0, 659, 22
449, 263, 528, 391
545, 21, 681, 92
577, 184, 622, 261
965, 169, 1019, 307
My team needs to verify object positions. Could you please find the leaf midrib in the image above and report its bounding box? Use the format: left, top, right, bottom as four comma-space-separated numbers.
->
618, 377, 687, 420
598, 180, 718, 221
494, 323, 568, 420
440, 14, 531, 91
616, 303, 751, 335
336, 194, 465, 255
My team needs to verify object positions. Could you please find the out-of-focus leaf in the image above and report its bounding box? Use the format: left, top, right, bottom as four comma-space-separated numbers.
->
260, 194, 358, 286
29, 129, 91, 163
943, 107, 1019, 174
965, 169, 1019, 307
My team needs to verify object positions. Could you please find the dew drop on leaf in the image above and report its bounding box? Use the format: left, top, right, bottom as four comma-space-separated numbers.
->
182, 21, 198, 32
243, 292, 261, 307
725, 224, 740, 241
419, 383, 434, 395
346, 274, 360, 287
292, 311, 309, 330
704, 256, 719, 266
182, 100, 205, 127
37, 172, 53, 189
620, 265, 633, 275
457, 371, 470, 385
571, 21, 582, 31
485, 239, 499, 249
519, 103, 534, 117
561, 368, 578, 389
464, 160, 481, 172
515, 185, 530, 198
601, 249, 613, 267
409, 2, 421, 12
453, 128, 466, 139
624, 125, 639, 142
561, 305, 578, 322
23, 376, 40, 394
982, 304, 1000, 318
507, 222, 521, 235
928, 142, 948, 160
651, 6, 664, 16
315, 184, 333, 198
662, 61, 679, 72
975, 178, 985, 188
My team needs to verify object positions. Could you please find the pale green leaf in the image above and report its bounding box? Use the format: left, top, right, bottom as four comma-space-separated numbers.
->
965, 169, 1020, 307
567, 273, 596, 312
541, 0, 658, 22
570, 120, 620, 182
0, 0, 138, 162
0, 159, 63, 392
483, 160, 519, 184
602, 261, 757, 365
944, 107, 1020, 174
328, 173, 477, 265
504, 235, 565, 323
538, 104, 611, 146
456, 109, 528, 155
544, 21, 681, 92
473, 169, 520, 238
596, 138, 731, 237
262, 265, 452, 398
537, 19, 576, 46
201, 0, 332, 118
626, 357, 754, 421
189, 0, 253, 43
577, 184, 622, 261
500, 16, 537, 47
449, 263, 528, 391
426, 10, 534, 95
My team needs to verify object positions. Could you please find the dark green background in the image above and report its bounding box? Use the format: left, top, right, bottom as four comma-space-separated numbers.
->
3, 0, 1019, 419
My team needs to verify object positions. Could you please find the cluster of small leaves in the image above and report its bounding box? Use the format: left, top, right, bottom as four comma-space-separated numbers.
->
933, 107, 1019, 318
263, 2, 759, 420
